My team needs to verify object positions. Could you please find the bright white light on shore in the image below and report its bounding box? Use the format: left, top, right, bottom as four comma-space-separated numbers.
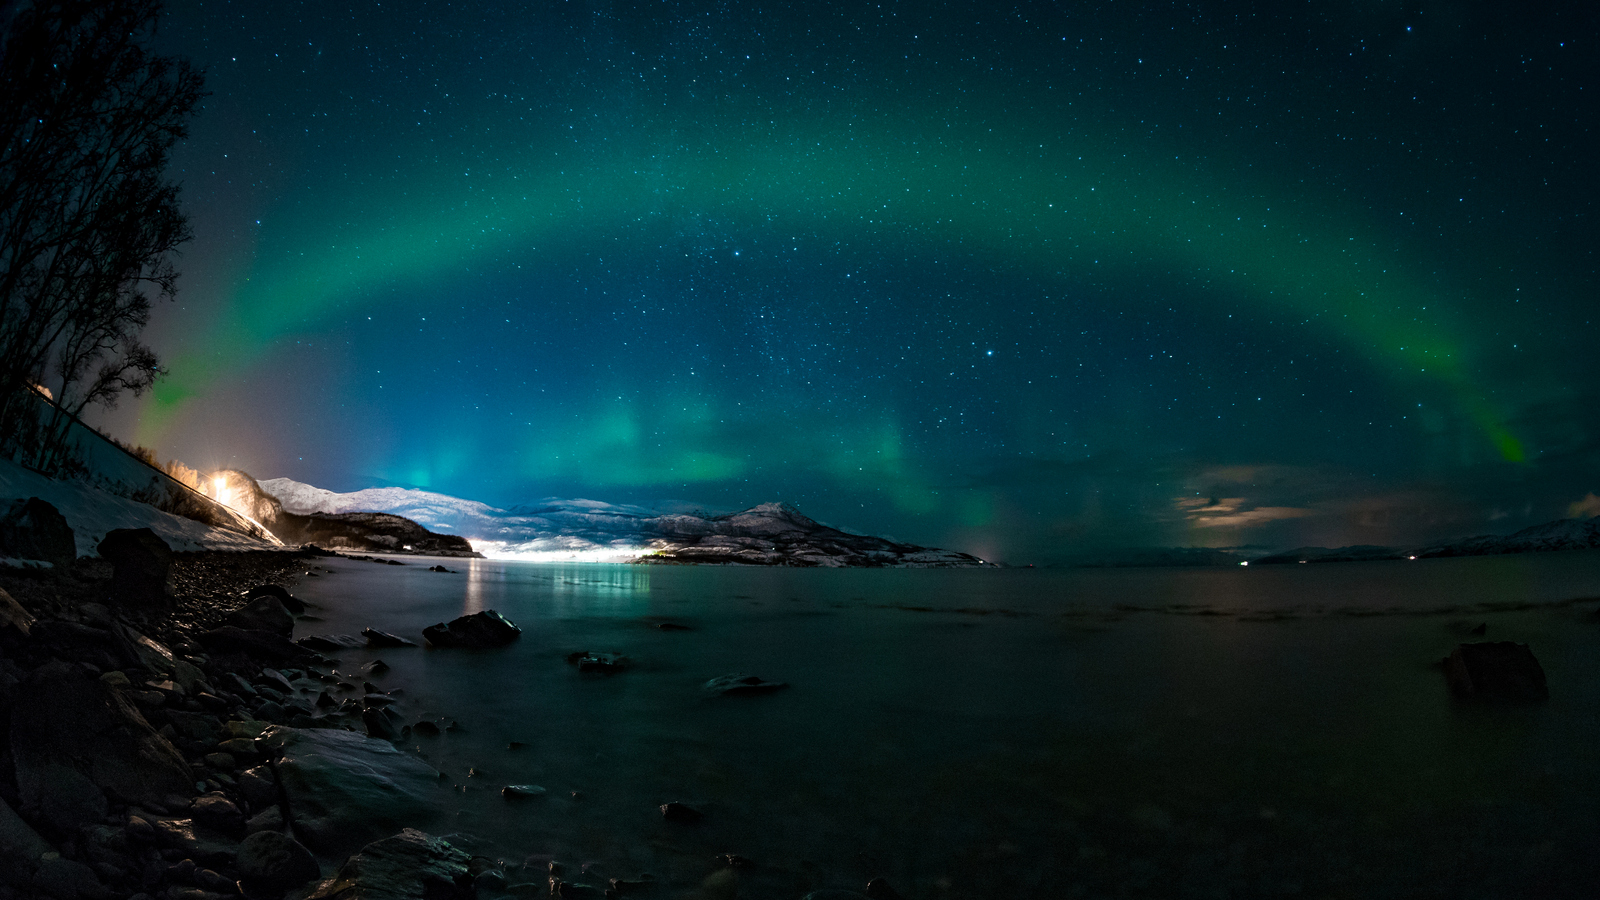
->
1239, 560, 1249, 566
1408, 555, 1417, 560
212, 476, 232, 509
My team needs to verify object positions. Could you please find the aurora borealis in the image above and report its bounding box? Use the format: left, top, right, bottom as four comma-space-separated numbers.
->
109, 1, 1598, 563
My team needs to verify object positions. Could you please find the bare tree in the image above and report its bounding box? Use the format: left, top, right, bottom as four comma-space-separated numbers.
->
0, 0, 204, 472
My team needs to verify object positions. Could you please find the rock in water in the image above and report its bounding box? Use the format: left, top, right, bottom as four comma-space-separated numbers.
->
237, 830, 321, 893
1443, 641, 1549, 701
565, 650, 629, 673
224, 595, 295, 637
306, 829, 472, 900
297, 633, 366, 651
245, 583, 306, 614
258, 726, 444, 856
198, 625, 317, 663
97, 527, 172, 603
363, 628, 419, 648
702, 674, 789, 696
422, 610, 521, 648
9, 662, 193, 831
0, 497, 75, 569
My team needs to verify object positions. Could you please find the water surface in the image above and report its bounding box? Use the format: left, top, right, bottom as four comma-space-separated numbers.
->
290, 553, 1600, 898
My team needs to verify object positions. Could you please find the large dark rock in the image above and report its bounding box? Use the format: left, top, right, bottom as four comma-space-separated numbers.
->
96, 527, 172, 603
363, 628, 419, 648
1443, 641, 1549, 701
703, 673, 789, 696
224, 595, 295, 637
0, 497, 76, 569
305, 829, 472, 900
9, 662, 194, 831
0, 587, 35, 635
245, 583, 306, 614
258, 726, 444, 855
237, 830, 321, 893
198, 625, 317, 663
422, 610, 521, 648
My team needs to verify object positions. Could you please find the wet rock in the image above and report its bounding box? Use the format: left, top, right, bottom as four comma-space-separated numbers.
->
194, 867, 239, 893
112, 626, 209, 694
655, 621, 692, 631
0, 496, 76, 569
362, 628, 418, 648
1443, 641, 1549, 701
236, 830, 320, 893
258, 726, 444, 856
422, 610, 521, 648
222, 595, 294, 638
702, 674, 789, 696
192, 794, 245, 836
659, 801, 703, 824
361, 659, 391, 676
165, 711, 222, 744
305, 829, 471, 900
297, 633, 365, 651
149, 817, 240, 866
197, 626, 316, 664
244, 805, 283, 835
253, 700, 287, 723
97, 528, 172, 603
237, 766, 277, 809
427, 565, 454, 573
32, 855, 111, 900
502, 784, 547, 799
565, 650, 630, 674
0, 586, 37, 635
244, 584, 306, 614
411, 720, 441, 736
362, 706, 403, 741
9, 662, 193, 827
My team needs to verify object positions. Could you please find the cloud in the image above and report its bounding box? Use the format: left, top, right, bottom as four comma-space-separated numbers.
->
1176, 496, 1317, 529
1569, 493, 1600, 519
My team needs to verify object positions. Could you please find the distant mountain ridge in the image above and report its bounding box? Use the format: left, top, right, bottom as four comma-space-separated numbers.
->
258, 478, 992, 567
1246, 516, 1600, 565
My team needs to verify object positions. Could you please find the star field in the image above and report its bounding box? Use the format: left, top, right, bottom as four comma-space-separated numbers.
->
107, 0, 1600, 563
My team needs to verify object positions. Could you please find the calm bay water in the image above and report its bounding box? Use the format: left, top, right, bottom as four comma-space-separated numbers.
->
289, 552, 1600, 898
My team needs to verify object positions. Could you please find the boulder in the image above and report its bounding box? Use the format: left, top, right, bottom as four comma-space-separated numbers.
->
422, 610, 521, 648
148, 816, 240, 866
258, 726, 443, 855
31, 855, 110, 900
659, 801, 703, 824
566, 650, 629, 674
297, 633, 365, 651
9, 662, 193, 827
306, 829, 471, 900
237, 830, 320, 893
362, 628, 418, 648
1443, 641, 1549, 701
198, 625, 317, 663
224, 595, 295, 637
111, 625, 209, 694
96, 528, 172, 603
702, 674, 789, 696
0, 496, 76, 569
192, 794, 244, 836
245, 583, 306, 614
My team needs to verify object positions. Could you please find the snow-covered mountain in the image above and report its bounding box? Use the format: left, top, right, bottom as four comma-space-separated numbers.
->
1417, 516, 1600, 558
257, 478, 991, 566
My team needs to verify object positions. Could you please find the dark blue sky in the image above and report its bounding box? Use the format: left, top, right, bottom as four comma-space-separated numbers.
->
101, 1, 1600, 563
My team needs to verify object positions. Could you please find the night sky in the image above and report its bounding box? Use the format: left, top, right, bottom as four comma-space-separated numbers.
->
102, 1, 1599, 564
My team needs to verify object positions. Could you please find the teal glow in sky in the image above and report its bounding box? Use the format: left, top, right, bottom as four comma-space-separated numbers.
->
111, 1, 1600, 562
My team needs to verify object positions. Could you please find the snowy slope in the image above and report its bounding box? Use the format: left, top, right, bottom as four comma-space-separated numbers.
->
1, 457, 279, 560
259, 478, 661, 560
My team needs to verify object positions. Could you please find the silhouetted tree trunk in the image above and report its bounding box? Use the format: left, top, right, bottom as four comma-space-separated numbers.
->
0, 0, 203, 471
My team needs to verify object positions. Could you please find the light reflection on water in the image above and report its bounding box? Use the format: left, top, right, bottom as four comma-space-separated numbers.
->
292, 552, 1600, 899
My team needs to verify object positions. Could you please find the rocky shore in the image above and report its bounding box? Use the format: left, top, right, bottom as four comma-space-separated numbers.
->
1, 500, 903, 900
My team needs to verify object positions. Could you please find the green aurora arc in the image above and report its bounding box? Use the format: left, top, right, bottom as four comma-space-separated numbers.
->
145, 104, 1523, 472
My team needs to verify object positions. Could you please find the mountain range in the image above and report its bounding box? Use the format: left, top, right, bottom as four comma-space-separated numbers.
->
256, 478, 992, 567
